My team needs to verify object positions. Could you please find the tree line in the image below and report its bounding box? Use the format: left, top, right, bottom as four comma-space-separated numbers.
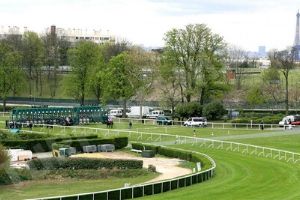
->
0, 24, 297, 116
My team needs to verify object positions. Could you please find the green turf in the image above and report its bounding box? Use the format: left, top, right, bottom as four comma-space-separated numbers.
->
2, 122, 300, 200
0, 172, 158, 200
137, 145, 300, 200
229, 131, 300, 153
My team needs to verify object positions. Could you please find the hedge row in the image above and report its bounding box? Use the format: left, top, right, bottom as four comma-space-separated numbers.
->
231, 114, 283, 125
131, 143, 211, 170
28, 157, 143, 170
52, 137, 128, 152
0, 132, 51, 140
0, 135, 98, 153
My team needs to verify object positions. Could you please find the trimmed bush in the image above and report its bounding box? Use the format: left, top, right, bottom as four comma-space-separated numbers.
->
52, 137, 128, 152
28, 157, 143, 170
131, 143, 212, 170
0, 135, 98, 153
231, 114, 283, 125
17, 133, 50, 140
131, 143, 159, 154
114, 137, 128, 149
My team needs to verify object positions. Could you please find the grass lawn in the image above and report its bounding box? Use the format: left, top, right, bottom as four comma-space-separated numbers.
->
0, 171, 158, 200
18, 121, 272, 139
2, 121, 300, 200
229, 130, 300, 153
137, 144, 300, 200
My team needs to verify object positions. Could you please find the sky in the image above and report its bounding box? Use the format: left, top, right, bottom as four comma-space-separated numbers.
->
0, 0, 299, 51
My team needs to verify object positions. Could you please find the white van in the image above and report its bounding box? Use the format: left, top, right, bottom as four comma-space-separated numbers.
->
278, 115, 294, 127
109, 109, 123, 118
147, 110, 164, 119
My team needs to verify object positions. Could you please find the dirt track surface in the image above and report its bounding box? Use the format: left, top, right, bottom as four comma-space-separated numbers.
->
72, 152, 191, 183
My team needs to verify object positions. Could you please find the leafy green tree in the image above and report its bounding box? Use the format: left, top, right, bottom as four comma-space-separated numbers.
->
175, 102, 203, 120
0, 42, 23, 111
22, 31, 44, 96
102, 41, 129, 63
261, 67, 282, 104
164, 24, 226, 104
57, 38, 71, 66
202, 101, 227, 120
105, 52, 142, 117
88, 55, 106, 104
246, 85, 266, 108
67, 41, 102, 105
130, 46, 159, 118
159, 50, 182, 114
269, 49, 295, 114
42, 32, 60, 98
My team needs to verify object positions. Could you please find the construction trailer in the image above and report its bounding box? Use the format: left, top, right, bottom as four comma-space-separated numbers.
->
10, 105, 108, 126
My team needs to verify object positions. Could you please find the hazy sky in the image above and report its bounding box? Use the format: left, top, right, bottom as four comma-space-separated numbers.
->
1, 0, 299, 51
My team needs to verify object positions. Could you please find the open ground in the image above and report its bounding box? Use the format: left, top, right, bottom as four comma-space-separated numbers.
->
1, 119, 300, 199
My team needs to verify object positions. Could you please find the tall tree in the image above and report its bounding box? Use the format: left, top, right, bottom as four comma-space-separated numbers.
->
42, 32, 60, 98
159, 50, 182, 114
88, 46, 106, 104
261, 67, 282, 105
105, 52, 142, 117
57, 38, 71, 66
102, 41, 129, 63
163, 24, 226, 104
226, 46, 249, 89
67, 41, 102, 105
0, 42, 23, 111
129, 46, 159, 118
269, 48, 295, 115
22, 31, 44, 97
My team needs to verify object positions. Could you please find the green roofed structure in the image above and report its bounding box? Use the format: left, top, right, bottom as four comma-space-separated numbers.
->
11, 106, 108, 126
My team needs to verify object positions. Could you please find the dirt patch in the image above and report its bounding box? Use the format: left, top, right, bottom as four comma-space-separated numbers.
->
71, 152, 191, 183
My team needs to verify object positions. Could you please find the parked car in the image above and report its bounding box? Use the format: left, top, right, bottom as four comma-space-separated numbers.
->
156, 116, 173, 125
184, 117, 207, 127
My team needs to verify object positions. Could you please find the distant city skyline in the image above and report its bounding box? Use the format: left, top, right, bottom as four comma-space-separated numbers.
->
0, 0, 299, 51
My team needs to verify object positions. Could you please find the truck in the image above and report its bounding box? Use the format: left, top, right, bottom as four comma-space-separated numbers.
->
126, 106, 152, 118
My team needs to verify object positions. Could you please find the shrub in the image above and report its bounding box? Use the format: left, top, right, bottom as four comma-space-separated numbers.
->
114, 137, 128, 149
28, 157, 143, 170
0, 168, 32, 185
131, 143, 159, 153
53, 137, 128, 152
0, 135, 98, 153
148, 164, 156, 172
17, 132, 50, 140
131, 143, 212, 170
0, 144, 10, 170
202, 101, 227, 120
231, 114, 283, 125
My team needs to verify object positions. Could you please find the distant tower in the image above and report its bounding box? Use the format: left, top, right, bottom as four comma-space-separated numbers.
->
294, 11, 300, 61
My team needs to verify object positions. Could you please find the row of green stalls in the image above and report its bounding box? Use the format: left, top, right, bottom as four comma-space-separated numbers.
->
11, 106, 108, 125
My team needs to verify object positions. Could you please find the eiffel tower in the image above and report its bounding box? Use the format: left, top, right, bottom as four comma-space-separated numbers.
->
294, 11, 300, 61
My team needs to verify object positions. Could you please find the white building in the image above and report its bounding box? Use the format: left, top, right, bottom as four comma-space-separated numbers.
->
0, 25, 30, 39
46, 25, 115, 44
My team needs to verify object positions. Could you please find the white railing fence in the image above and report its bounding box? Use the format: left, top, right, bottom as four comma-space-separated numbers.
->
17, 123, 300, 165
